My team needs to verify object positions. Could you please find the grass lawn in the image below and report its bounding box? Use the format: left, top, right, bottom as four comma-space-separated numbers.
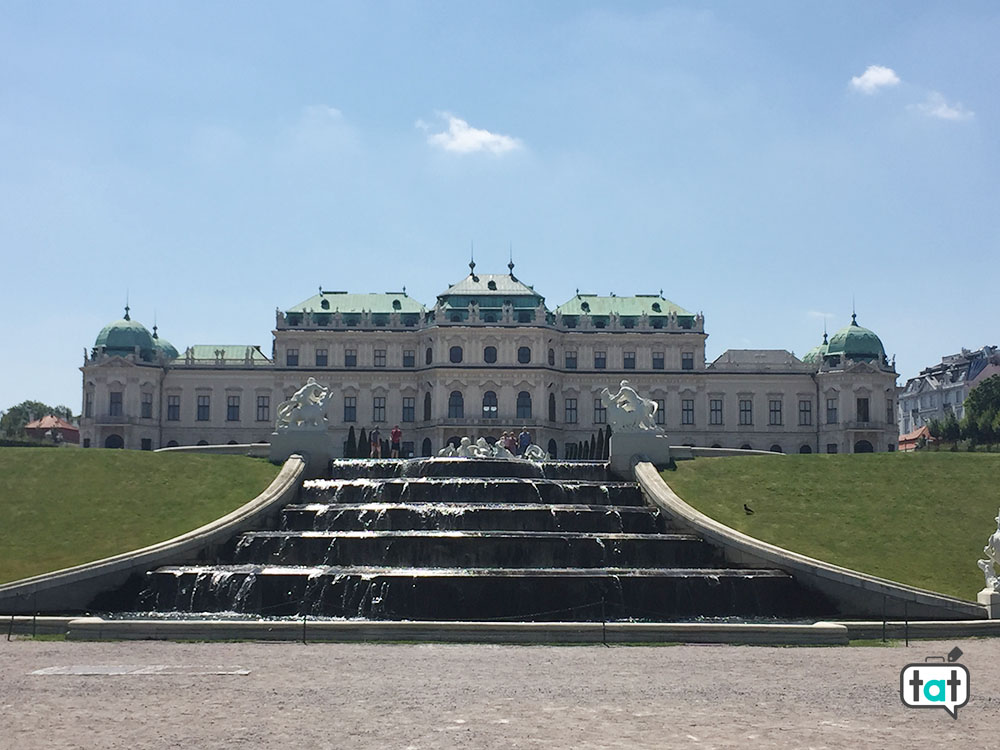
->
663, 452, 1000, 601
0, 448, 280, 584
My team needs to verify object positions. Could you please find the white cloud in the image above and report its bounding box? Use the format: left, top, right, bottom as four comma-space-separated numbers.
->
912, 91, 974, 121
807, 310, 834, 320
850, 65, 901, 95
422, 113, 523, 155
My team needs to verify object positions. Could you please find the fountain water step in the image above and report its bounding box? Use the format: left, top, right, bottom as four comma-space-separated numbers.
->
227, 530, 712, 568
280, 503, 670, 533
329, 458, 614, 481
301, 478, 644, 506
144, 564, 817, 621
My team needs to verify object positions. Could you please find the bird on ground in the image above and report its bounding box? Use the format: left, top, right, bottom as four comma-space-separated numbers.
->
743, 503, 755, 515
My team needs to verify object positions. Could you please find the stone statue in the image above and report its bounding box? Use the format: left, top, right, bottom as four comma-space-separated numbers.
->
275, 378, 333, 431
523, 444, 549, 461
434, 435, 547, 462
600, 380, 659, 432
437, 443, 457, 457
978, 508, 1000, 593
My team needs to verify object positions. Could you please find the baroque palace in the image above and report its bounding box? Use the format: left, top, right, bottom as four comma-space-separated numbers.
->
80, 262, 899, 457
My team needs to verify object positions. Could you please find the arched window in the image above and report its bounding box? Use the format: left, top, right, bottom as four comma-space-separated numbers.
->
517, 346, 531, 364
769, 444, 783, 453
425, 347, 433, 365
197, 440, 209, 446
482, 391, 498, 419
548, 393, 556, 422
423, 393, 432, 421
484, 346, 497, 364
547, 439, 557, 459
166, 440, 179, 447
448, 391, 464, 418
104, 434, 124, 449
447, 435, 461, 448
799, 444, 813, 454
548, 348, 555, 366
516, 391, 532, 419
421, 438, 432, 456
711, 443, 722, 449
227, 440, 238, 445
740, 443, 752, 450
854, 440, 874, 453
450, 346, 463, 363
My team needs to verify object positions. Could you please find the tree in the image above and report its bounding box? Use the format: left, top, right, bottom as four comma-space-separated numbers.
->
966, 374, 1000, 446
357, 428, 368, 458
345, 426, 357, 458
942, 412, 961, 443
0, 400, 74, 438
595, 429, 605, 461
927, 418, 942, 440
604, 425, 612, 460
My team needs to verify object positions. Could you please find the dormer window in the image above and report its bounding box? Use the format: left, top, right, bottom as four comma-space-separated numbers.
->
651, 302, 661, 312
488, 280, 497, 290
321, 299, 330, 310
392, 299, 401, 310
580, 302, 590, 312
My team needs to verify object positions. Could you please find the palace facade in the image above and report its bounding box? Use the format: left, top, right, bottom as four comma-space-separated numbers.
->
80, 263, 899, 457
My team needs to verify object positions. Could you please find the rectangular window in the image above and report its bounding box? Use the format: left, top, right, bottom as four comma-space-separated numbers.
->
374, 349, 387, 368
682, 352, 694, 370
594, 351, 606, 369
655, 399, 665, 425
109, 391, 123, 417
710, 399, 723, 425
286, 348, 299, 367
197, 394, 210, 421
344, 396, 357, 423
257, 395, 270, 422
227, 395, 240, 422
402, 397, 415, 423
826, 398, 838, 424
141, 392, 153, 419
739, 399, 753, 426
798, 400, 812, 426
315, 349, 328, 367
827, 443, 839, 454
594, 398, 607, 424
565, 398, 578, 424
682, 399, 694, 425
857, 397, 870, 423
403, 350, 415, 368
565, 351, 577, 369
344, 349, 357, 367
85, 392, 93, 418
886, 399, 893, 424
167, 395, 180, 421
373, 396, 386, 422
141, 438, 152, 451
769, 399, 782, 426
624, 352, 636, 370
83, 438, 91, 448
652, 352, 664, 370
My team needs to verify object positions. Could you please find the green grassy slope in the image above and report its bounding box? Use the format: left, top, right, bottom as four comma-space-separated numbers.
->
664, 453, 1000, 601
0, 449, 280, 584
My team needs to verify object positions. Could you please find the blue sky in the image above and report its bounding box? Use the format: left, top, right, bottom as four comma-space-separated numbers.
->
2, 2, 997, 410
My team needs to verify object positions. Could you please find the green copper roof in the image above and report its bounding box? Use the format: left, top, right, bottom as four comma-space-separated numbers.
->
95, 308, 156, 357
152, 327, 179, 360
437, 270, 544, 309
801, 333, 829, 364
287, 290, 425, 316
555, 293, 692, 317
826, 315, 885, 361
187, 345, 271, 362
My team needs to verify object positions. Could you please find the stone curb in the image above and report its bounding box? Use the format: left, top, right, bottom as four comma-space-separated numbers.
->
634, 461, 988, 620
0, 456, 306, 615
60, 617, 849, 645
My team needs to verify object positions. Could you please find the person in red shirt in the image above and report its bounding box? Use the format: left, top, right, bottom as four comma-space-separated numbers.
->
390, 425, 403, 458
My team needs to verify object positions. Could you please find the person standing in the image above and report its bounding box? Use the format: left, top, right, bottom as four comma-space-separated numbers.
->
518, 426, 531, 456
369, 426, 381, 458
390, 424, 402, 459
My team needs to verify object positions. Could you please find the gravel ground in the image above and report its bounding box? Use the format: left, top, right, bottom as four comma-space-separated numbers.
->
2, 638, 998, 749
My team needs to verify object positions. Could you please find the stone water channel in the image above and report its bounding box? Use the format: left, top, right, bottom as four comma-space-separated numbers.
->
132, 458, 832, 621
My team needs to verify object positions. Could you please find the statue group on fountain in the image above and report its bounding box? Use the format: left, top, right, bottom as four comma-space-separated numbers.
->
437, 435, 548, 462
600, 380, 661, 433
978, 508, 1000, 594
275, 377, 334, 431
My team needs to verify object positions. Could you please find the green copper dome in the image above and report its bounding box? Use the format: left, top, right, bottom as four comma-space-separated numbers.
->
94, 307, 156, 359
152, 326, 179, 360
801, 333, 829, 364
825, 314, 885, 362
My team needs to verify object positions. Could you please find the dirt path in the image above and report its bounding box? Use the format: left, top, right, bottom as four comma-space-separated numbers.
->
2, 638, 997, 749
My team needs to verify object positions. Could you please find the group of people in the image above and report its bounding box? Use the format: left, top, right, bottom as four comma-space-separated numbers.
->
500, 428, 534, 456
368, 425, 404, 459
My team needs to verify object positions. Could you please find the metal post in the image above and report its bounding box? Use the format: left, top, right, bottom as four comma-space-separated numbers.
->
882, 595, 886, 643
601, 595, 608, 647
904, 601, 909, 647
302, 613, 307, 645
7, 614, 13, 641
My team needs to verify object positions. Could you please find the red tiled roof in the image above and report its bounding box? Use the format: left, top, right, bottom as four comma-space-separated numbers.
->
24, 415, 78, 432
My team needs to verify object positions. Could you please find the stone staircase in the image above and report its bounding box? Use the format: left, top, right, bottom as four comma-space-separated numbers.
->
137, 458, 832, 621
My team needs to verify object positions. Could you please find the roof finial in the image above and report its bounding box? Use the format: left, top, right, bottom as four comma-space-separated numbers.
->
469, 241, 476, 275
852, 295, 857, 325
124, 290, 130, 321
659, 288, 663, 298
402, 285, 406, 295
152, 310, 158, 339
823, 318, 828, 343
